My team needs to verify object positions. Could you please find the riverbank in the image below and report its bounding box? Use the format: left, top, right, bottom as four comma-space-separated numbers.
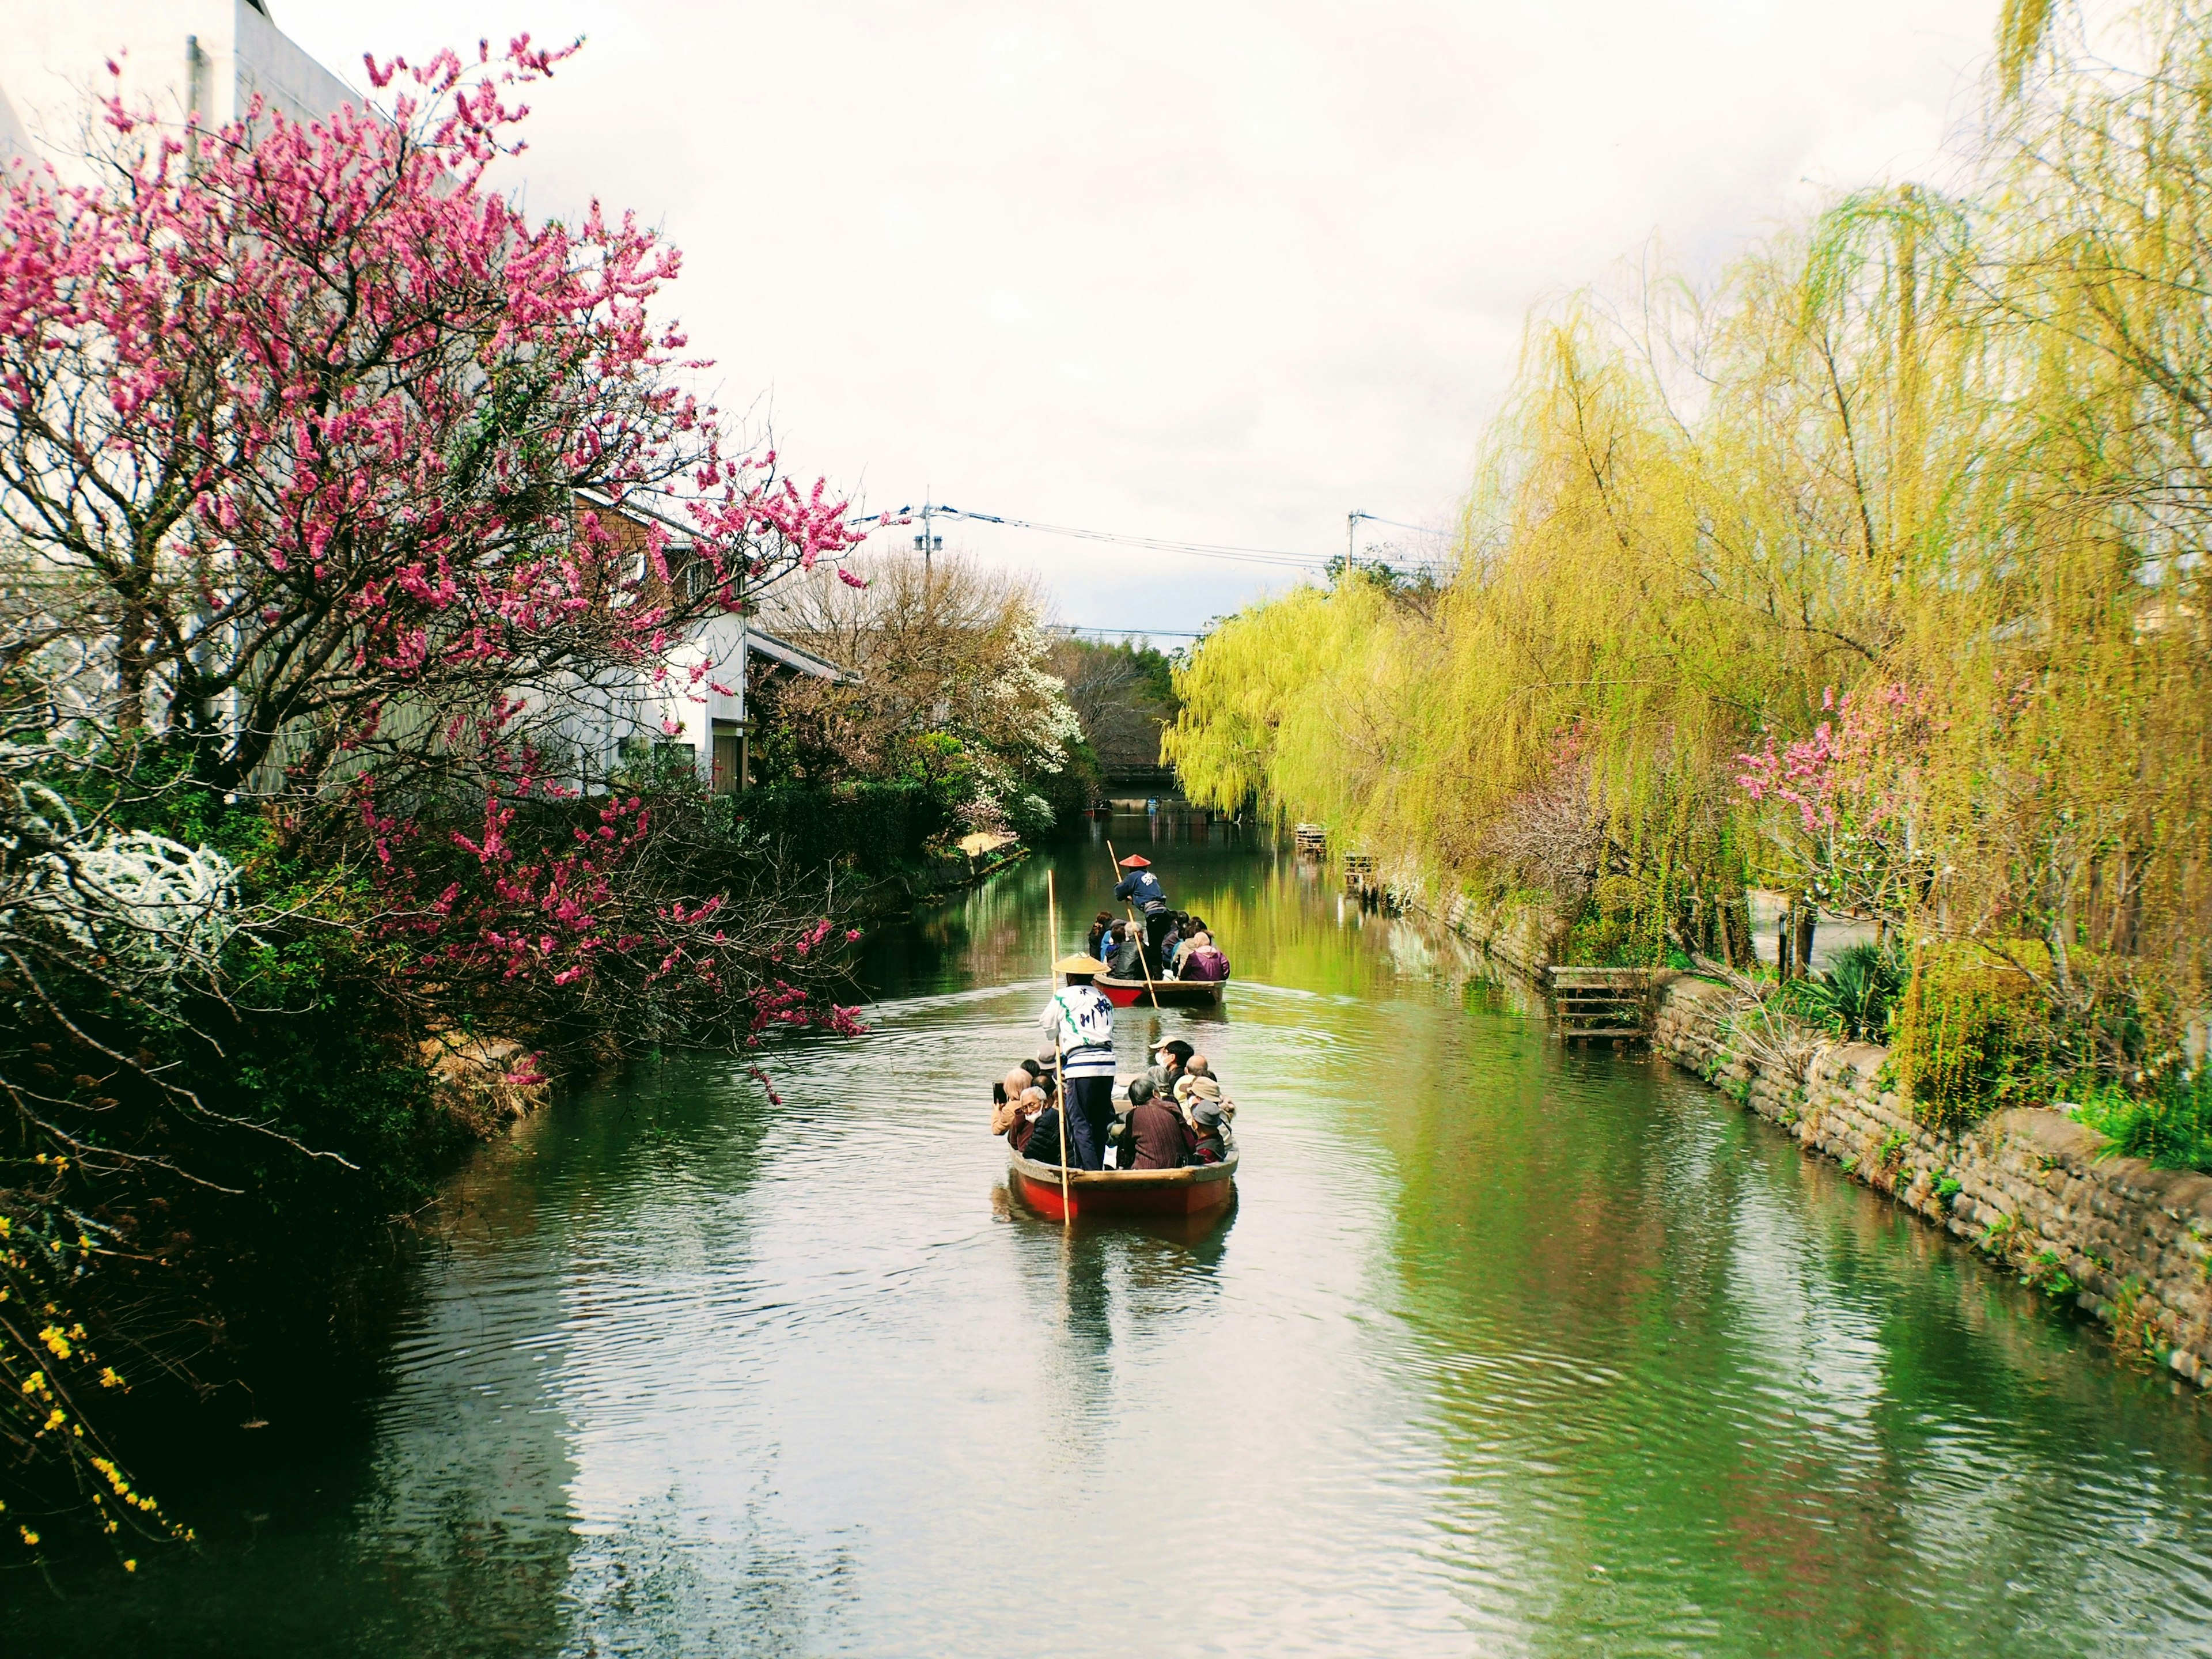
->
1404, 880, 2212, 1387
1654, 976, 2212, 1388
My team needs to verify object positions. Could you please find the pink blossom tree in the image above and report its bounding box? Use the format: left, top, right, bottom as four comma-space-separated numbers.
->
1736, 683, 1936, 928
0, 39, 863, 794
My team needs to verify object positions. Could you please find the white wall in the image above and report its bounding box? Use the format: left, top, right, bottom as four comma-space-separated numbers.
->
0, 1, 358, 172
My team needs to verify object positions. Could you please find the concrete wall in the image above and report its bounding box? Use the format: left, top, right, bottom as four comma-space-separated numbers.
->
1653, 975, 2212, 1387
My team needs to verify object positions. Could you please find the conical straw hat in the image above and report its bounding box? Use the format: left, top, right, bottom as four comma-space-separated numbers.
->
1054, 954, 1108, 974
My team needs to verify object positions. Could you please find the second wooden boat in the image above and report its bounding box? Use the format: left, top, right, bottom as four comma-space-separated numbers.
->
1094, 974, 1226, 1008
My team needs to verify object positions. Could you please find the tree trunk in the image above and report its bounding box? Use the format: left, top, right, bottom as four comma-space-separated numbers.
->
1777, 903, 1794, 982
1794, 900, 1817, 982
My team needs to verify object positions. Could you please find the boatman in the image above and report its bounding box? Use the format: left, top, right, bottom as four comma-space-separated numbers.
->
1113, 854, 1176, 963
1039, 954, 1117, 1169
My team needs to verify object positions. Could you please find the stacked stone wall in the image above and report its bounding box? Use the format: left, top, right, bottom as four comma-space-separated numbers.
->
1654, 977, 2212, 1386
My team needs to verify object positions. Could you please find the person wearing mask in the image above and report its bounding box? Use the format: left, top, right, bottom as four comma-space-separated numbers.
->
1146, 1037, 1193, 1099
1113, 855, 1177, 961
994, 1085, 1044, 1155
1038, 955, 1116, 1169
1124, 1076, 1191, 1170
1020, 1094, 1070, 1166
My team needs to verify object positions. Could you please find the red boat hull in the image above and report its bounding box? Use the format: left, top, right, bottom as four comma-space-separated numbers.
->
1094, 975, 1226, 1009
1009, 1147, 1238, 1222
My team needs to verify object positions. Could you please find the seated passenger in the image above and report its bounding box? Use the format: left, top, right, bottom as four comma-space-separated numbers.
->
1085, 910, 1116, 961
1146, 1038, 1193, 1097
1158, 914, 1188, 970
1177, 1074, 1229, 1162
1107, 921, 1146, 980
1178, 938, 1229, 981
1125, 1077, 1191, 1170
1185, 1055, 1234, 1123
1021, 1096, 1071, 1165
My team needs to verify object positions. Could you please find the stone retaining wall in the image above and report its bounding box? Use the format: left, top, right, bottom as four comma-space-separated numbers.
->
1394, 877, 1563, 981
1654, 976, 2212, 1386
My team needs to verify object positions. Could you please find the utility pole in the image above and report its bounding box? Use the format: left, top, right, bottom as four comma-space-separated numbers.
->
1347, 510, 1359, 570
913, 497, 943, 573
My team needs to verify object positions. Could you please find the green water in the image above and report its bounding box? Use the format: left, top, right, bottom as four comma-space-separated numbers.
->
9, 818, 2211, 1656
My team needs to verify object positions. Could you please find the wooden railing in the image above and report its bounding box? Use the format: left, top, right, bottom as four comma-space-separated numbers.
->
1547, 966, 1651, 1043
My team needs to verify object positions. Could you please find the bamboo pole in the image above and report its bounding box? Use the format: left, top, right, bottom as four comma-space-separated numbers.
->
1106, 838, 1164, 1014
1047, 868, 1071, 1224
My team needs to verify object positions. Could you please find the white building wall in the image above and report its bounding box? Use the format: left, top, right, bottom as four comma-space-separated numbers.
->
0, 2, 358, 174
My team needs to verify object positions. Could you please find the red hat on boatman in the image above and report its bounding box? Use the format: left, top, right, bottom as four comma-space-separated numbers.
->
1117, 854, 1152, 868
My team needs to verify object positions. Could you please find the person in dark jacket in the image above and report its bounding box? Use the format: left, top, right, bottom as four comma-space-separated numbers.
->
1107, 921, 1146, 980
1113, 856, 1176, 960
1021, 1100, 1071, 1165
1125, 1077, 1191, 1170
1084, 910, 1115, 960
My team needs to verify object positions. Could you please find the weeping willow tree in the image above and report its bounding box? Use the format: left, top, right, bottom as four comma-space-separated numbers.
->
1168, 0, 2212, 1080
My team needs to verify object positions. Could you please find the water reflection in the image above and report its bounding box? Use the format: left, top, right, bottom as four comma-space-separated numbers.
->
9, 818, 2212, 1657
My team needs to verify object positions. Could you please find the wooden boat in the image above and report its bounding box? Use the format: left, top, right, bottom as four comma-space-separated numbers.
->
1094, 974, 1226, 1008
1007, 1143, 1238, 1222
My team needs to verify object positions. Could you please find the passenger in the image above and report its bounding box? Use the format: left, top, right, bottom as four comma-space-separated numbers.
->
1126, 1076, 1191, 1170
997, 1085, 1046, 1154
1185, 1056, 1235, 1123
1084, 910, 1115, 961
1114, 855, 1177, 960
1158, 914, 1188, 971
1146, 1037, 1194, 1099
1178, 923, 1229, 982
1021, 1095, 1070, 1165
1039, 955, 1116, 1169
1177, 1074, 1229, 1162
1107, 921, 1146, 980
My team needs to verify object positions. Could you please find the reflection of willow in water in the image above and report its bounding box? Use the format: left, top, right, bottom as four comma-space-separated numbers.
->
1370, 1014, 2212, 1653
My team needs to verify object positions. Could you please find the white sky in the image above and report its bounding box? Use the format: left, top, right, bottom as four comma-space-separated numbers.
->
263, 2, 1998, 632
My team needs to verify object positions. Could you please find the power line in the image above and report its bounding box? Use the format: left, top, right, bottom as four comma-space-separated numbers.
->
847, 502, 1333, 569
1054, 624, 1207, 638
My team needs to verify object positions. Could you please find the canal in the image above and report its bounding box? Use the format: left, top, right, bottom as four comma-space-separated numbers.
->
11, 818, 2212, 1655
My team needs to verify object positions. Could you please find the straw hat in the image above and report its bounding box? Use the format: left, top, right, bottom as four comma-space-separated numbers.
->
1116, 854, 1152, 868
1054, 953, 1108, 975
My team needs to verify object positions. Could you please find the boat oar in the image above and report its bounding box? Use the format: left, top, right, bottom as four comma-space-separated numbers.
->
1047, 868, 1071, 1226
1106, 838, 1164, 1014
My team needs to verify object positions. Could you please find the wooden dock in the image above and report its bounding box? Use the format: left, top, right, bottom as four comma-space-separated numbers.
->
1293, 823, 1328, 857
1547, 967, 1651, 1042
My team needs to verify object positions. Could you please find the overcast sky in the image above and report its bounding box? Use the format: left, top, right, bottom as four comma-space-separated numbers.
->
270, 0, 2000, 635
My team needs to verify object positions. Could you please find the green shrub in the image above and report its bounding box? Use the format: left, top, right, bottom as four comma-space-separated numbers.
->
1891, 942, 2051, 1129
2075, 1067, 2212, 1174
1797, 942, 1906, 1042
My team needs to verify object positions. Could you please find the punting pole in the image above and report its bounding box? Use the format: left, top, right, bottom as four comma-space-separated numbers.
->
1105, 838, 1164, 1013
1047, 868, 1071, 1225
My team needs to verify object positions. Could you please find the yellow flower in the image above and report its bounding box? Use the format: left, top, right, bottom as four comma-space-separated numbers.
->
40, 1325, 73, 1360
124, 1559, 137, 1572
18, 1525, 39, 1547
